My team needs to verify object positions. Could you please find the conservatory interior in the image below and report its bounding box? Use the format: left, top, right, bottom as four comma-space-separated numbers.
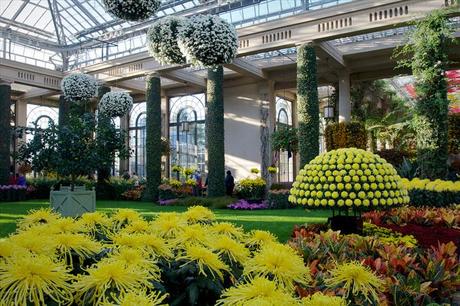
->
0, 0, 460, 305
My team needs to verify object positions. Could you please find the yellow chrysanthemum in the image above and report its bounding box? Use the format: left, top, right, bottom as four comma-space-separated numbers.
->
177, 244, 230, 280
210, 222, 245, 240
74, 259, 153, 304
301, 292, 346, 306
183, 206, 215, 224
77, 211, 112, 234
150, 212, 187, 238
211, 235, 250, 264
243, 243, 311, 292
17, 208, 61, 230
137, 234, 173, 258
121, 219, 150, 234
54, 233, 102, 264
216, 277, 300, 306
245, 230, 277, 248
0, 253, 73, 306
47, 217, 82, 233
9, 231, 57, 256
111, 209, 142, 228
109, 248, 161, 280
172, 223, 212, 247
112, 290, 168, 306
0, 239, 23, 259
112, 232, 145, 249
325, 261, 384, 304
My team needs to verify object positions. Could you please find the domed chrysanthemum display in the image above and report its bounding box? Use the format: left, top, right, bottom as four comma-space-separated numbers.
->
289, 148, 410, 209
102, 0, 161, 21
61, 73, 97, 101
178, 15, 238, 67
98, 92, 133, 118
147, 16, 187, 65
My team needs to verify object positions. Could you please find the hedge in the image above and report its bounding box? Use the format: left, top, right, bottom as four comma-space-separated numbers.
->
324, 121, 367, 151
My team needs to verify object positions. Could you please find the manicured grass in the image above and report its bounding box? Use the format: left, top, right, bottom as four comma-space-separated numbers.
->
0, 200, 331, 242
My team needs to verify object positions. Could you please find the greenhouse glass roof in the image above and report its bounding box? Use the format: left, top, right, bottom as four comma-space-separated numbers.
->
0, 0, 353, 70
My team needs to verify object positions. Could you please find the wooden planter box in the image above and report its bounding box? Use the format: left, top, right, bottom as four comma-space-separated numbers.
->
50, 186, 96, 217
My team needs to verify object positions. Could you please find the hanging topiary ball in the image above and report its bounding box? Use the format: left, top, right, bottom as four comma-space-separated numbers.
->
98, 92, 133, 118
289, 148, 410, 209
61, 73, 97, 102
147, 16, 187, 65
102, 0, 161, 21
178, 15, 238, 68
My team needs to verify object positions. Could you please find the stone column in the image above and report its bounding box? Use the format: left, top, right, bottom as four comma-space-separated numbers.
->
206, 66, 225, 197
144, 74, 162, 201
297, 43, 319, 167
338, 70, 351, 122
0, 81, 12, 184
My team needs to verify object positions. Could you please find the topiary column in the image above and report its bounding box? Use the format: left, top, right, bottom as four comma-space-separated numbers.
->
96, 86, 112, 185
206, 66, 225, 197
144, 75, 162, 201
297, 43, 319, 167
395, 10, 452, 179
0, 82, 11, 184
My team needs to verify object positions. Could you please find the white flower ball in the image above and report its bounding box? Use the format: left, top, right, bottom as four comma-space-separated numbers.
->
102, 0, 161, 21
147, 16, 187, 65
98, 92, 133, 118
178, 15, 238, 67
61, 73, 97, 101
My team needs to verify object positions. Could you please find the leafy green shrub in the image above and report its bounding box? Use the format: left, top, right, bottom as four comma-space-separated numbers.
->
325, 121, 367, 151
235, 177, 266, 200
376, 149, 415, 168
105, 177, 136, 200
158, 183, 178, 200
27, 176, 95, 198
267, 189, 294, 209
448, 113, 460, 154
271, 127, 298, 152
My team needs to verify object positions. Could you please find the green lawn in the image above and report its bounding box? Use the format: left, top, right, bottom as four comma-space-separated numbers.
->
0, 200, 331, 242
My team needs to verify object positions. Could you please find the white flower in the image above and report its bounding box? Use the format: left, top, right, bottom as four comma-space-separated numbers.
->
61, 73, 97, 101
102, 0, 161, 21
178, 15, 238, 68
98, 92, 133, 118
147, 16, 187, 65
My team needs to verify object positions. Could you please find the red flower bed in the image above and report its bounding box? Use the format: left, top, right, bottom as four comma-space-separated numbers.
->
380, 223, 460, 251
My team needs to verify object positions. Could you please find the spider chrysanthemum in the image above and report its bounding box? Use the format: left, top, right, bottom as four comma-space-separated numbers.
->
243, 243, 311, 292
211, 222, 245, 240
301, 292, 346, 306
178, 244, 230, 280
18, 208, 61, 230
183, 206, 216, 224
211, 235, 249, 265
109, 248, 161, 280
150, 212, 187, 238
245, 230, 277, 249
54, 233, 102, 264
113, 290, 169, 306
0, 253, 73, 305
325, 261, 384, 304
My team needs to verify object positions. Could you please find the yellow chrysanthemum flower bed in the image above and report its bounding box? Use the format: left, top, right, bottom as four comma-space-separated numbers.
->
0, 206, 358, 305
401, 177, 460, 192
289, 148, 410, 209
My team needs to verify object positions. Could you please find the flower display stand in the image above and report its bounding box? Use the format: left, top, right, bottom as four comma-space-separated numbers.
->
50, 186, 96, 217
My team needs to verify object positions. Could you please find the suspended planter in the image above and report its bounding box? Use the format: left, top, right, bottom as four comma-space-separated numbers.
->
61, 73, 97, 102
178, 15, 238, 68
98, 92, 133, 118
102, 0, 161, 21
147, 16, 187, 65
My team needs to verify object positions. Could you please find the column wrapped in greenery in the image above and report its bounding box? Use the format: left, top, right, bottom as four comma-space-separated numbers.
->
58, 95, 69, 127
0, 83, 11, 184
96, 86, 112, 185
297, 43, 319, 167
395, 10, 453, 179
145, 75, 162, 201
206, 66, 225, 197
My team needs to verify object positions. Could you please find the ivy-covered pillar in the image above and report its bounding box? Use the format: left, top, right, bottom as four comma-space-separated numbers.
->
144, 74, 162, 201
297, 43, 319, 167
206, 66, 225, 197
58, 95, 69, 127
0, 81, 12, 184
96, 85, 112, 184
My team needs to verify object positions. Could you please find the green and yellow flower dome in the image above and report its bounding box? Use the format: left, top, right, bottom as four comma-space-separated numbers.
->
289, 148, 410, 209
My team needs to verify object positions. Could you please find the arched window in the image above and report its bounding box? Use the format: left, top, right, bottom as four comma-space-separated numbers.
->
26, 104, 59, 142
169, 94, 206, 174
128, 102, 147, 177
275, 97, 294, 183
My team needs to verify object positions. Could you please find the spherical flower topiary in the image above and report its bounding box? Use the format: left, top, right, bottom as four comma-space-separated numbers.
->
288, 148, 410, 209
178, 15, 238, 67
102, 0, 161, 21
147, 16, 187, 65
61, 73, 97, 101
98, 92, 133, 118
